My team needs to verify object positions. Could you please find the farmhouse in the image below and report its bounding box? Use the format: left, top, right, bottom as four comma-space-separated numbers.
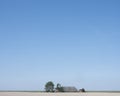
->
62, 86, 77, 92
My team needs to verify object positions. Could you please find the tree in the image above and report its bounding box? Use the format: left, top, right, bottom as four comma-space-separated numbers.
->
56, 83, 64, 92
79, 88, 85, 92
45, 81, 54, 92
57, 83, 61, 88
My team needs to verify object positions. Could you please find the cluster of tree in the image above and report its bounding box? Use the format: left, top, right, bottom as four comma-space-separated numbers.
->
45, 81, 64, 92
45, 81, 85, 92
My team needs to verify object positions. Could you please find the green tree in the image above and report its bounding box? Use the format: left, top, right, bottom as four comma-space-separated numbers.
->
56, 83, 64, 92
45, 81, 54, 92
57, 83, 61, 88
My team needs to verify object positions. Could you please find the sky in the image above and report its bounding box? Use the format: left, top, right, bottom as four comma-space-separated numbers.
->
0, 0, 120, 91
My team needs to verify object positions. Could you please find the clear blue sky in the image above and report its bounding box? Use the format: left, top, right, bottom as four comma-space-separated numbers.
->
0, 0, 120, 91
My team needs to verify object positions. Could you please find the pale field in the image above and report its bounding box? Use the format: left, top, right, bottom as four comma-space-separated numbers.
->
0, 92, 120, 96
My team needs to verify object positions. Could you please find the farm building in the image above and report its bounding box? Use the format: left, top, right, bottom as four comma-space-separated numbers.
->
62, 86, 77, 92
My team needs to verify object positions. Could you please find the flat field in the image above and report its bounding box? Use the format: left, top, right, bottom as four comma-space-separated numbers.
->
0, 92, 120, 96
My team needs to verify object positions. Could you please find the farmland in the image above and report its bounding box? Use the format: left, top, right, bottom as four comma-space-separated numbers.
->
0, 92, 120, 96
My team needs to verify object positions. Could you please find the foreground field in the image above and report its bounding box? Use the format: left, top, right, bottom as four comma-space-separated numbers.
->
0, 92, 120, 96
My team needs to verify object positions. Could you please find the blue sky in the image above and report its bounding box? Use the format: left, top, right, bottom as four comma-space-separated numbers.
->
0, 0, 120, 91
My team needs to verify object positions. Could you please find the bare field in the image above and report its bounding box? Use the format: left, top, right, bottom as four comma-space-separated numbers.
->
0, 92, 120, 96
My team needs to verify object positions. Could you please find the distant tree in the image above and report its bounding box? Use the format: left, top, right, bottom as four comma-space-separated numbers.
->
45, 81, 54, 92
79, 88, 85, 92
81, 88, 85, 92
56, 83, 64, 92
57, 83, 61, 88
